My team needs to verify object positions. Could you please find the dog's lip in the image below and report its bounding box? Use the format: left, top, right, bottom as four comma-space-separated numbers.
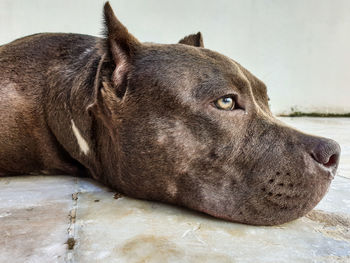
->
327, 170, 336, 180
321, 165, 338, 180
314, 162, 337, 180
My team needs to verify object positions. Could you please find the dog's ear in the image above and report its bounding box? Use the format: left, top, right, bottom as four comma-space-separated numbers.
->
178, 32, 204, 47
88, 2, 140, 120
103, 1, 140, 98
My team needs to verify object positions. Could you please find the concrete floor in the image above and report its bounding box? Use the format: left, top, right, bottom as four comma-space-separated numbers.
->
0, 117, 349, 263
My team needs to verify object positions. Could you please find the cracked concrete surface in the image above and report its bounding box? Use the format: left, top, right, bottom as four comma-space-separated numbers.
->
0, 117, 349, 263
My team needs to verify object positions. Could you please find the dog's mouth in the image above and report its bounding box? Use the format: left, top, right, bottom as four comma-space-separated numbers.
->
189, 156, 338, 226
261, 169, 335, 197
249, 168, 335, 225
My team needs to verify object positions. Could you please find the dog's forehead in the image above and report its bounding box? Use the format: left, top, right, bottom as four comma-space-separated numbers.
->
139, 44, 237, 70
135, 44, 241, 82
132, 44, 267, 103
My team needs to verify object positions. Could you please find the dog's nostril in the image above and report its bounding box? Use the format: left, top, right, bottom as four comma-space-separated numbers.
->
311, 152, 339, 168
324, 154, 339, 168
311, 139, 340, 168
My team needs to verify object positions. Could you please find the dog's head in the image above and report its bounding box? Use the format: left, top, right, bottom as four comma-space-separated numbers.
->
91, 2, 340, 225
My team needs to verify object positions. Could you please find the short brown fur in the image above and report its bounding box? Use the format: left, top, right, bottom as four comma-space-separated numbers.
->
0, 2, 340, 225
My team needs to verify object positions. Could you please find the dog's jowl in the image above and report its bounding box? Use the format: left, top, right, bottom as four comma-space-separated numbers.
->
0, 2, 340, 225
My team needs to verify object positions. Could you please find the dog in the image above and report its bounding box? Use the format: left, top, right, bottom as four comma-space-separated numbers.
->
0, 2, 340, 226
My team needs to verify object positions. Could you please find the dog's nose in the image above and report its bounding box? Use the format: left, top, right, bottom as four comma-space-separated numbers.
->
311, 139, 341, 168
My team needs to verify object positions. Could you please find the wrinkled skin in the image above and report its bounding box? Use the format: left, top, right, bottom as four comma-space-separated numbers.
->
0, 2, 340, 225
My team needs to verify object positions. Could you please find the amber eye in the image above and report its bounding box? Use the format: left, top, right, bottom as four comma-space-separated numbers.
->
214, 95, 235, 110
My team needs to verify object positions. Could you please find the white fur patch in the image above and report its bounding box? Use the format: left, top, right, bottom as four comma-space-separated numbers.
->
71, 119, 89, 155
80, 48, 92, 58
156, 120, 207, 174
167, 183, 178, 197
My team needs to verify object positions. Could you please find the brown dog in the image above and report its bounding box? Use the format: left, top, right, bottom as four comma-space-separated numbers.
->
0, 2, 340, 225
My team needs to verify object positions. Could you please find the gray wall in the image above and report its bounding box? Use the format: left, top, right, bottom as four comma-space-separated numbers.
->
1, 0, 349, 114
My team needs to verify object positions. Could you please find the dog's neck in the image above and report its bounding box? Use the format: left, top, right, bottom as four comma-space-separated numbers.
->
45, 45, 122, 188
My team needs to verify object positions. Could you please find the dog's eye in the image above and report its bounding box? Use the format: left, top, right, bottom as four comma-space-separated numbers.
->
214, 95, 235, 111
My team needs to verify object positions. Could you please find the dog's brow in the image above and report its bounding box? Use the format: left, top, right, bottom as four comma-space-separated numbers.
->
193, 81, 236, 100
